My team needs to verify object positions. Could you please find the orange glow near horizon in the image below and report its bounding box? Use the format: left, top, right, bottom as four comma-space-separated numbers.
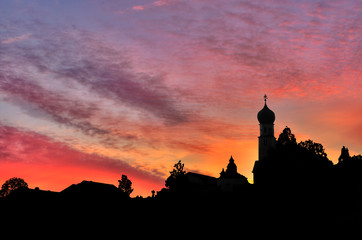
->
0, 162, 160, 196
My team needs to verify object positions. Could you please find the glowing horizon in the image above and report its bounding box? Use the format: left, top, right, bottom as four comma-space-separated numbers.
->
0, 0, 361, 196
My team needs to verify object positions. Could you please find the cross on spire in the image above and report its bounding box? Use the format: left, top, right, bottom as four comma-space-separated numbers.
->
264, 94, 268, 103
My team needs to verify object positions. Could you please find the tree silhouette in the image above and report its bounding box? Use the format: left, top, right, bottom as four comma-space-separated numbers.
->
335, 146, 362, 190
351, 154, 362, 161
299, 140, 328, 158
338, 146, 351, 163
277, 126, 296, 147
297, 139, 333, 186
262, 127, 333, 187
0, 177, 28, 198
165, 160, 186, 190
275, 128, 330, 164
118, 175, 133, 196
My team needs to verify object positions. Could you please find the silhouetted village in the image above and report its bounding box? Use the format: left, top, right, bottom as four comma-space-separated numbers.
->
1, 96, 361, 227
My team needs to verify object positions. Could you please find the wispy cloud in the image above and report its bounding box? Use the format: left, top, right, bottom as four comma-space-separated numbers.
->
118, 0, 180, 14
0, 28, 190, 128
1, 33, 32, 44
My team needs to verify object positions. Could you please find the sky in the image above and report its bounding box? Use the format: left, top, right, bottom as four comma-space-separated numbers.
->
0, 0, 361, 196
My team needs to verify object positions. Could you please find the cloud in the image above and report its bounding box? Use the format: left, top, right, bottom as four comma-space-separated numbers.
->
153, 0, 175, 6
1, 33, 32, 44
0, 27, 191, 140
132, 5, 144, 11
122, 0, 360, 101
0, 74, 109, 137
0, 124, 164, 186
124, 0, 178, 13
43, 32, 187, 124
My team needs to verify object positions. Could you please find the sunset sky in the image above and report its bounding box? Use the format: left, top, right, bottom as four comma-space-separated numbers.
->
0, 0, 361, 196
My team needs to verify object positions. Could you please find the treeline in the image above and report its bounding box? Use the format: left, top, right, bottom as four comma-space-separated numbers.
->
254, 126, 362, 189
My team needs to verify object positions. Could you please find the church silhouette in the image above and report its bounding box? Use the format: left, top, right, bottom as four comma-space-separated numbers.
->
159, 94, 282, 194
156, 96, 361, 226
253, 94, 277, 185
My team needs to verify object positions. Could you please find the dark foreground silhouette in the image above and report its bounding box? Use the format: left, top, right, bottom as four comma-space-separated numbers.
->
0, 128, 361, 233
1, 179, 360, 233
1, 161, 361, 230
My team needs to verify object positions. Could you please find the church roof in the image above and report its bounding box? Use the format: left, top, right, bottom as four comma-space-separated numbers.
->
257, 95, 275, 124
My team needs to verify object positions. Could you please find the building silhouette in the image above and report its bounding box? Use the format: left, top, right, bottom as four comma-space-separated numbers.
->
60, 180, 128, 202
257, 94, 276, 161
252, 95, 276, 185
182, 172, 217, 193
157, 156, 249, 198
217, 156, 249, 192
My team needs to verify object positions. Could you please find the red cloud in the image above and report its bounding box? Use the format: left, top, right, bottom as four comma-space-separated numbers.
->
0, 124, 164, 196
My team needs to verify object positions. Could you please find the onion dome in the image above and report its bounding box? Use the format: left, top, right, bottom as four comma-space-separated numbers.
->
257, 94, 275, 124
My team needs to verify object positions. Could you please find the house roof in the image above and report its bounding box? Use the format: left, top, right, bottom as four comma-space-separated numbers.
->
61, 180, 118, 195
185, 172, 217, 186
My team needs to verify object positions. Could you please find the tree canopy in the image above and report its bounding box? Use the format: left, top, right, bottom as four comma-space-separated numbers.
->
277, 126, 296, 147
275, 127, 331, 164
0, 177, 28, 198
165, 160, 186, 190
265, 127, 334, 186
298, 139, 327, 158
338, 146, 351, 163
118, 175, 133, 197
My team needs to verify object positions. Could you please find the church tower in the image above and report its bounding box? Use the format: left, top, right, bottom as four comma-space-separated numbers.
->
257, 94, 276, 161
253, 95, 276, 185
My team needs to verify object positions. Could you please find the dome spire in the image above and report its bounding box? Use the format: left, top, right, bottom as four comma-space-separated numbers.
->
257, 94, 275, 124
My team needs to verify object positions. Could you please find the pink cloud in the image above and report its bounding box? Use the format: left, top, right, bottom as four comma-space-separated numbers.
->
132, 5, 145, 11
1, 33, 32, 44
153, 0, 170, 6
0, 29, 190, 138
127, 0, 177, 13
